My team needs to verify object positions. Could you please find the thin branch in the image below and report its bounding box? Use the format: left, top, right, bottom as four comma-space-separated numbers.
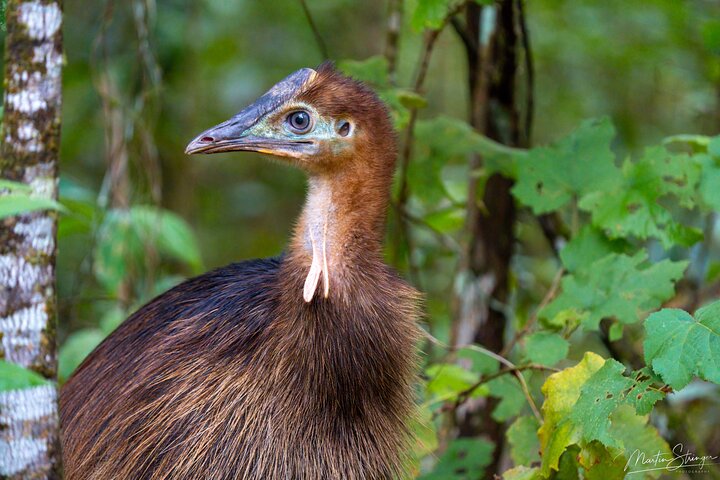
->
500, 266, 565, 357
518, 0, 534, 144
400, 208, 463, 254
450, 15, 477, 55
384, 0, 403, 84
423, 330, 547, 423
299, 0, 329, 59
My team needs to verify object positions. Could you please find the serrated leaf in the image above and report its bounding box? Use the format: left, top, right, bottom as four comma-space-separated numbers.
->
541, 252, 687, 331
507, 416, 541, 466
0, 360, 49, 391
539, 353, 668, 477
539, 352, 604, 476
524, 331, 569, 365
579, 146, 703, 248
419, 438, 494, 479
570, 360, 664, 446
559, 226, 625, 273
644, 301, 720, 390
512, 117, 619, 214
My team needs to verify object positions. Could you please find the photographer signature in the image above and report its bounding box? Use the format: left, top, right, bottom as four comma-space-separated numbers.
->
625, 443, 719, 474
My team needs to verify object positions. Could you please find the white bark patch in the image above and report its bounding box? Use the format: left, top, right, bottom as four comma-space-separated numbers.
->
0, 438, 47, 475
0, 303, 48, 365
0, 385, 57, 475
27, 175, 55, 199
18, 2, 61, 41
5, 72, 47, 113
0, 255, 51, 293
14, 217, 54, 254
14, 121, 43, 153
0, 385, 56, 423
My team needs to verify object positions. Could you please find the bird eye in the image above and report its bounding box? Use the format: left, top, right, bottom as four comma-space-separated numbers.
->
337, 121, 351, 137
286, 110, 312, 134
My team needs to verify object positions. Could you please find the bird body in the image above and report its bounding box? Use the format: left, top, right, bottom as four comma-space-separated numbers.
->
61, 64, 421, 479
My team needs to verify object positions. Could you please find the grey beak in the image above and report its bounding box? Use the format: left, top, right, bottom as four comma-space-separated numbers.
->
185, 68, 317, 155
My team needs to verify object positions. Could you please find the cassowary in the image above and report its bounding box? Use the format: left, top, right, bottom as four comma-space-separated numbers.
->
61, 63, 421, 480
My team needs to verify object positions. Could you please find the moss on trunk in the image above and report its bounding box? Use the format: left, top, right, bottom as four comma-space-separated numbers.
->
0, 0, 63, 478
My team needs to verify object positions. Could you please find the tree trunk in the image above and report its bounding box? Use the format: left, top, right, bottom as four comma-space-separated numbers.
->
452, 1, 531, 478
0, 0, 63, 478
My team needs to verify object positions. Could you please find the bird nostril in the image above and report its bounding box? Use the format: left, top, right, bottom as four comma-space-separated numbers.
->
201, 136, 214, 143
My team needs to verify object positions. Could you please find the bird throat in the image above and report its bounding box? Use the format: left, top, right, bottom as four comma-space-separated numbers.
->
300, 177, 334, 303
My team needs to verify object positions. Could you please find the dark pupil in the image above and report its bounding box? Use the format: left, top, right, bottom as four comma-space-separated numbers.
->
291, 112, 309, 130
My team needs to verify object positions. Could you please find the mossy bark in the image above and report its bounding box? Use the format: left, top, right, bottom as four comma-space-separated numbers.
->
0, 0, 63, 478
452, 1, 531, 478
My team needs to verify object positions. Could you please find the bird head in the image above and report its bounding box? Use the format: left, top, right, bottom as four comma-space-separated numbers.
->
185, 63, 396, 176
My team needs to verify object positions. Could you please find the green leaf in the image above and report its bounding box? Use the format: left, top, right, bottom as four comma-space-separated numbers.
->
524, 331, 569, 366
539, 352, 604, 476
419, 438, 494, 479
507, 416, 541, 466
559, 226, 625, 273
410, 0, 460, 31
93, 210, 140, 293
487, 374, 526, 421
570, 360, 663, 446
0, 360, 49, 391
58, 328, 106, 381
397, 89, 428, 109
663, 134, 711, 151
424, 207, 465, 233
0, 193, 64, 219
99, 306, 126, 335
337, 56, 390, 88
425, 363, 482, 400
644, 301, 720, 390
512, 117, 619, 214
94, 206, 203, 294
579, 146, 703, 248
697, 153, 720, 211
131, 206, 204, 272
413, 116, 489, 204
0, 179, 31, 193
541, 252, 687, 330
500, 466, 541, 480
539, 353, 669, 477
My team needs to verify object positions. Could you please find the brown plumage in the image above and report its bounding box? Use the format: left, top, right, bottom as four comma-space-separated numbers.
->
61, 63, 421, 479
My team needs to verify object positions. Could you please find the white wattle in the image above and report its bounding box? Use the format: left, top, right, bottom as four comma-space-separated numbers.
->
303, 227, 322, 303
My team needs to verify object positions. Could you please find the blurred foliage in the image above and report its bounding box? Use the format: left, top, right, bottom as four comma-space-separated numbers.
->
0, 0, 716, 478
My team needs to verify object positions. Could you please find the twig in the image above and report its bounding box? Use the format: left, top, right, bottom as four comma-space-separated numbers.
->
384, 0, 402, 84
500, 266, 565, 357
423, 330, 546, 423
450, 15, 477, 54
518, 0, 533, 144
298, 0, 329, 59
400, 208, 463, 253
